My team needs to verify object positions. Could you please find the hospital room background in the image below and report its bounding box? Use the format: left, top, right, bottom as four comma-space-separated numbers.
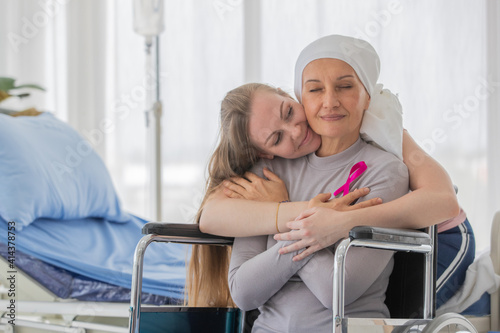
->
0, 0, 499, 331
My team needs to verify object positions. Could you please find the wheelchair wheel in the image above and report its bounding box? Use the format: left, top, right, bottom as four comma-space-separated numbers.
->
421, 313, 478, 333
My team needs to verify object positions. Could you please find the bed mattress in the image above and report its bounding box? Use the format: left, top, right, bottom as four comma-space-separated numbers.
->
0, 214, 188, 301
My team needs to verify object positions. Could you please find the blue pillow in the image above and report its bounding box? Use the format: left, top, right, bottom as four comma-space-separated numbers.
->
0, 112, 130, 230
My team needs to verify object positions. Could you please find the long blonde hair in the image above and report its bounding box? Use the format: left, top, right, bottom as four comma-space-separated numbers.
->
186, 83, 291, 307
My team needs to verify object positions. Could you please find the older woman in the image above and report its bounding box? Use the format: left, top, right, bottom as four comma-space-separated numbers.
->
226, 36, 410, 331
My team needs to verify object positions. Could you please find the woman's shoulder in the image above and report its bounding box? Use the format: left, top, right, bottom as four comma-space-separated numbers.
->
359, 139, 405, 165
251, 155, 309, 177
356, 140, 410, 198
357, 140, 408, 182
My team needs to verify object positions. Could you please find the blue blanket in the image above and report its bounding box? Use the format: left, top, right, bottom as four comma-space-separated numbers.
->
0, 214, 188, 299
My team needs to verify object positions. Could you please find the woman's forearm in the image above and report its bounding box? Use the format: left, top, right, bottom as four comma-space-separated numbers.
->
400, 130, 460, 225
344, 188, 457, 230
199, 189, 308, 236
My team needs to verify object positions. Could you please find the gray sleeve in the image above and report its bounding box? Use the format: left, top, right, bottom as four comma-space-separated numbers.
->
228, 236, 313, 311
355, 156, 409, 203
296, 248, 334, 308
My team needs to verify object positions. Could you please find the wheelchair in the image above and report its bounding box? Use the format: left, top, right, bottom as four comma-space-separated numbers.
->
128, 223, 478, 333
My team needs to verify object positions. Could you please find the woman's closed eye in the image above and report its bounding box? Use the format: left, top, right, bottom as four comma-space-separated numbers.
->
273, 132, 282, 146
337, 79, 354, 90
273, 107, 294, 145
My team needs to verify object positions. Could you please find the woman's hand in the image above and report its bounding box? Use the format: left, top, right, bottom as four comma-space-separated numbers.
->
307, 188, 382, 210
274, 207, 352, 261
275, 188, 383, 261
222, 168, 289, 202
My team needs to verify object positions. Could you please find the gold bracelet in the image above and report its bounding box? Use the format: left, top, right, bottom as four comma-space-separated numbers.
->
275, 202, 281, 233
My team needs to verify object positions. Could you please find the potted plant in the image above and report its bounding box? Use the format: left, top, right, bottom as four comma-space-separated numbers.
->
0, 77, 45, 116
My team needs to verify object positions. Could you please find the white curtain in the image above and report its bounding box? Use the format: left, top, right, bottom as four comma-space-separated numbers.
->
1, 0, 498, 252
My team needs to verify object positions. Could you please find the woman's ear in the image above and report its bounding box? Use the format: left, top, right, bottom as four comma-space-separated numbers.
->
258, 152, 275, 159
364, 94, 371, 110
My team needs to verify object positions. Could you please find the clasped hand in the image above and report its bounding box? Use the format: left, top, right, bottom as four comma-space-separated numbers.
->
275, 189, 382, 261
222, 167, 289, 203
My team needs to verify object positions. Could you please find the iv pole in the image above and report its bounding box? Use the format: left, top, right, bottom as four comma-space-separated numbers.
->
133, 0, 164, 221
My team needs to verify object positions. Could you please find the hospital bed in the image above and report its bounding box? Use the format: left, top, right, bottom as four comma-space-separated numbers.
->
0, 110, 188, 333
0, 215, 187, 333
128, 213, 500, 333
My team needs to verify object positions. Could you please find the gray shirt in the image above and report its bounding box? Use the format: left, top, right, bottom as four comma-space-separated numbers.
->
229, 138, 409, 332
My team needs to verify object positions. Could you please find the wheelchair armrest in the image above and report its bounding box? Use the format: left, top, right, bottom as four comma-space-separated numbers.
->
333, 226, 435, 321
141, 222, 234, 245
349, 226, 432, 247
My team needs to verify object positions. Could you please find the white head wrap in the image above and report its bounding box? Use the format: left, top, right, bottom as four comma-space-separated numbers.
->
294, 35, 403, 160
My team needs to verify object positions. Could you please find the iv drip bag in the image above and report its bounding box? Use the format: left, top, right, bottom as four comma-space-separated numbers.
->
133, 0, 165, 37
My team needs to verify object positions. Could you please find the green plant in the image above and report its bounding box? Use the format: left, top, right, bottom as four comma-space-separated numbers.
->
0, 77, 45, 103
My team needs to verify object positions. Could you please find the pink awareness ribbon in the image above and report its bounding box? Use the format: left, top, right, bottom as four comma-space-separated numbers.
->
333, 161, 368, 197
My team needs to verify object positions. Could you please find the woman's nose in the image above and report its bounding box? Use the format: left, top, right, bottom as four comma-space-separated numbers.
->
323, 89, 340, 109
287, 122, 302, 141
